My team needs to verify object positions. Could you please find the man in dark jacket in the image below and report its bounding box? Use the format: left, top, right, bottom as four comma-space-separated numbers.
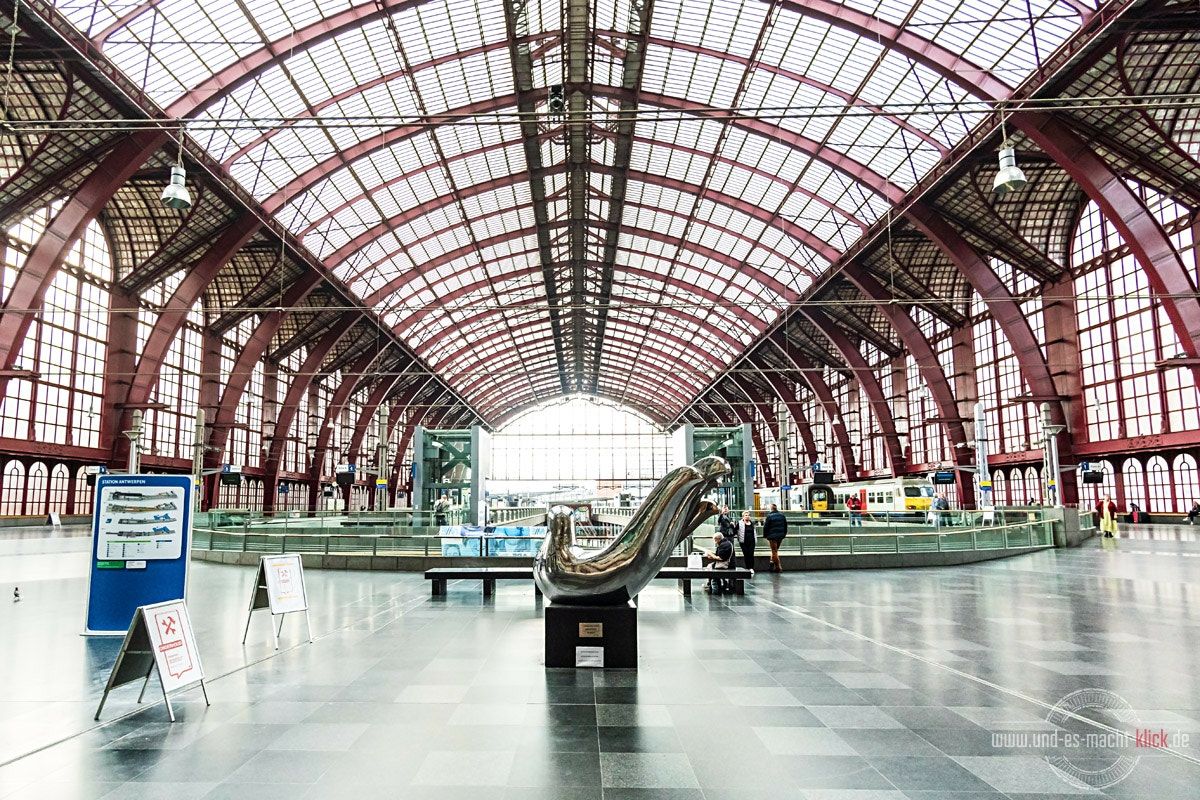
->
705, 532, 736, 593
762, 503, 788, 572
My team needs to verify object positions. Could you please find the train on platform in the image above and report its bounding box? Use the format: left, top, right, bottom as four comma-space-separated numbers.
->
756, 476, 936, 520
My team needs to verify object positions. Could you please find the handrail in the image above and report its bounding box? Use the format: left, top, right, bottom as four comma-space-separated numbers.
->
191, 515, 1053, 558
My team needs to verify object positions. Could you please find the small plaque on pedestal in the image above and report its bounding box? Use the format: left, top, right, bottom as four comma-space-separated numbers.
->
545, 601, 637, 669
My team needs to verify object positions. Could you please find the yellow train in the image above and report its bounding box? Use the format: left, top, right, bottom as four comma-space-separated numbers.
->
758, 477, 935, 517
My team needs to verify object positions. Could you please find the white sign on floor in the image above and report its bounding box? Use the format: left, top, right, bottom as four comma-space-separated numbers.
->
242, 554, 314, 649
95, 599, 208, 722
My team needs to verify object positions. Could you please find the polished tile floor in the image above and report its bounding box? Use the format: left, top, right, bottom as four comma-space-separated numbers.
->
1, 526, 1199, 798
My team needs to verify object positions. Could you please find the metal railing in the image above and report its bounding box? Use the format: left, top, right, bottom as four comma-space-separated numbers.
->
193, 508, 1051, 560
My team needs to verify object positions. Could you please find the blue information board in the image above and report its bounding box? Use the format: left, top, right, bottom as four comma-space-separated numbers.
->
84, 474, 194, 635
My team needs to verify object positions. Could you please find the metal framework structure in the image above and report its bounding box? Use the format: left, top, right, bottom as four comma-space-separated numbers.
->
0, 0, 1197, 512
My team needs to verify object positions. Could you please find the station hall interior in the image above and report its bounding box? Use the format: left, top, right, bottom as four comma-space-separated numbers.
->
2, 0, 1200, 796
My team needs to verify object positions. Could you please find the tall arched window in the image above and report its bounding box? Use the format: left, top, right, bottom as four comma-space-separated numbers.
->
1009, 467, 1026, 505
1, 460, 24, 514
26, 462, 48, 515
1122, 458, 1145, 511
1174, 455, 1198, 512
1146, 456, 1172, 513
48, 464, 70, 513
991, 472, 1007, 505
75, 466, 93, 515
1025, 467, 1041, 505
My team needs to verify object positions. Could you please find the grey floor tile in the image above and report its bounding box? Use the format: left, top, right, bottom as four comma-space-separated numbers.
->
808, 706, 904, 730
753, 726, 859, 756
411, 750, 515, 786
600, 753, 700, 788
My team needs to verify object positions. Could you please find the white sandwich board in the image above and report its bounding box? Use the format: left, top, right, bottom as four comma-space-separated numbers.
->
95, 599, 208, 722
242, 554, 313, 649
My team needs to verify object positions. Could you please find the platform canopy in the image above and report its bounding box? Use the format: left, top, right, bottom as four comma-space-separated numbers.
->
53, 0, 1089, 425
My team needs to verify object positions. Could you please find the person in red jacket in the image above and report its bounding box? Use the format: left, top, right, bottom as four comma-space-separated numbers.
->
1096, 494, 1118, 538
846, 495, 863, 527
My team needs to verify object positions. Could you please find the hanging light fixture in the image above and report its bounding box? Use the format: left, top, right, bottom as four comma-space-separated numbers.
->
992, 111, 1026, 195
161, 136, 192, 210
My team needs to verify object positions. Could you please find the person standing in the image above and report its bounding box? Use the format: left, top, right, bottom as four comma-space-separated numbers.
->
932, 492, 950, 529
717, 505, 735, 543
433, 492, 451, 526
1096, 494, 1118, 538
736, 509, 757, 576
762, 503, 788, 572
846, 494, 863, 527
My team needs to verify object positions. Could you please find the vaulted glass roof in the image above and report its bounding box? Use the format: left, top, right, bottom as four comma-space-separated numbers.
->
55, 0, 1089, 424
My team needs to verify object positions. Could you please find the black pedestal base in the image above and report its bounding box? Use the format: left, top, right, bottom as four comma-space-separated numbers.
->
545, 601, 637, 669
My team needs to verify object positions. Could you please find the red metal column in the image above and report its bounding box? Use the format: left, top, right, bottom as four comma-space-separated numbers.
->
204, 272, 324, 509
304, 344, 389, 508
767, 331, 859, 481
747, 355, 820, 468
840, 263, 971, 455
800, 308, 906, 476
260, 315, 364, 511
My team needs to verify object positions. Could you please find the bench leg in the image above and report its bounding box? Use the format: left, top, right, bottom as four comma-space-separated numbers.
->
679, 578, 691, 597
483, 579, 494, 598
534, 582, 542, 598
735, 579, 745, 595
432, 579, 445, 597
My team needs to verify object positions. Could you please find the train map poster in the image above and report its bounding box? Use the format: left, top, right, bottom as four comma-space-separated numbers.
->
85, 474, 194, 636
96, 483, 186, 560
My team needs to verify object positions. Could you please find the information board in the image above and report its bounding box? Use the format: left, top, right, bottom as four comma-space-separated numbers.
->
85, 474, 193, 635
95, 599, 208, 722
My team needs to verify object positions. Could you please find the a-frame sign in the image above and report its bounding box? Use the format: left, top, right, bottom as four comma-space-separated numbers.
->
95, 599, 209, 722
242, 554, 313, 649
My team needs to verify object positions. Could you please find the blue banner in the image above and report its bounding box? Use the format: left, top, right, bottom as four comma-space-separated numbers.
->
84, 474, 194, 635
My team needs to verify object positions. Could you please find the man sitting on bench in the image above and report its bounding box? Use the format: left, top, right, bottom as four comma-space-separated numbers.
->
704, 531, 736, 594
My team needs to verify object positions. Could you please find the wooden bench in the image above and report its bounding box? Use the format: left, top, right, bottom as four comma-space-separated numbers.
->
424, 566, 754, 598
425, 567, 542, 598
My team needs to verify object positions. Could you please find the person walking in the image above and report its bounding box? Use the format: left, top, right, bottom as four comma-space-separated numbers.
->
1096, 494, 1119, 538
762, 503, 788, 572
736, 509, 757, 576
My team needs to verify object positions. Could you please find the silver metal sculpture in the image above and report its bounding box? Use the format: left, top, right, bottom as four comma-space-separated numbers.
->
534, 456, 730, 605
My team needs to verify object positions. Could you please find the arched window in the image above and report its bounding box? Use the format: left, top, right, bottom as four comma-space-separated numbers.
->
1025, 467, 1041, 505
1146, 456, 1172, 513
1173, 455, 1198, 512
75, 466, 93, 515
48, 464, 70, 513
26, 462, 48, 516
990, 472, 1006, 506
1122, 458, 1145, 511
1, 460, 24, 515
1007, 467, 1023, 505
